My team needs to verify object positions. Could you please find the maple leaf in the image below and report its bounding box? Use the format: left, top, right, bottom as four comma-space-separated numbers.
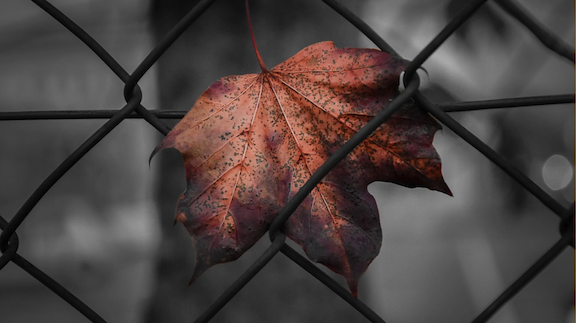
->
152, 2, 451, 297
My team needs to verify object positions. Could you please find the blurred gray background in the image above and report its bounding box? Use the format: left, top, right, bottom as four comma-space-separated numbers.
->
0, 0, 573, 322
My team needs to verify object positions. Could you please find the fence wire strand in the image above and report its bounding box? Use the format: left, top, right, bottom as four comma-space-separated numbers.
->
0, 93, 573, 120
0, 0, 574, 322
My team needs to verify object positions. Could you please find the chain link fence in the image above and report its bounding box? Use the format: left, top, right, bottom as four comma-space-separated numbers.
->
0, 0, 574, 322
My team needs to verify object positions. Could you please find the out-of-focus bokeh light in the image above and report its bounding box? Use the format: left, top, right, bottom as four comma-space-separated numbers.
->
542, 154, 573, 191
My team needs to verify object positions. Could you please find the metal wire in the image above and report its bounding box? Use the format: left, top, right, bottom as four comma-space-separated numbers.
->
0, 93, 573, 120
471, 233, 573, 323
403, 0, 489, 86
0, 0, 574, 322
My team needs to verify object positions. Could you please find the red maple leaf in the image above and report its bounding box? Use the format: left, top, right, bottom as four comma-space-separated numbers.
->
153, 2, 451, 297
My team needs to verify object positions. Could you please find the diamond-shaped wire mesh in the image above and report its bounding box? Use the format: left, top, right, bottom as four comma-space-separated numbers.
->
0, 0, 573, 322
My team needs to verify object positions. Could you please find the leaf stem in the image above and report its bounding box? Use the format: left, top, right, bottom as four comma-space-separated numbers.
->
246, 0, 268, 72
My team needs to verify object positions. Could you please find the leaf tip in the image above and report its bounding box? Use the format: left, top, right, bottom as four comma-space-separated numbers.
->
188, 255, 211, 286
174, 212, 187, 225
188, 272, 201, 286
188, 272, 202, 286
436, 180, 453, 197
351, 287, 358, 298
346, 277, 360, 298
149, 144, 163, 166
175, 213, 188, 225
